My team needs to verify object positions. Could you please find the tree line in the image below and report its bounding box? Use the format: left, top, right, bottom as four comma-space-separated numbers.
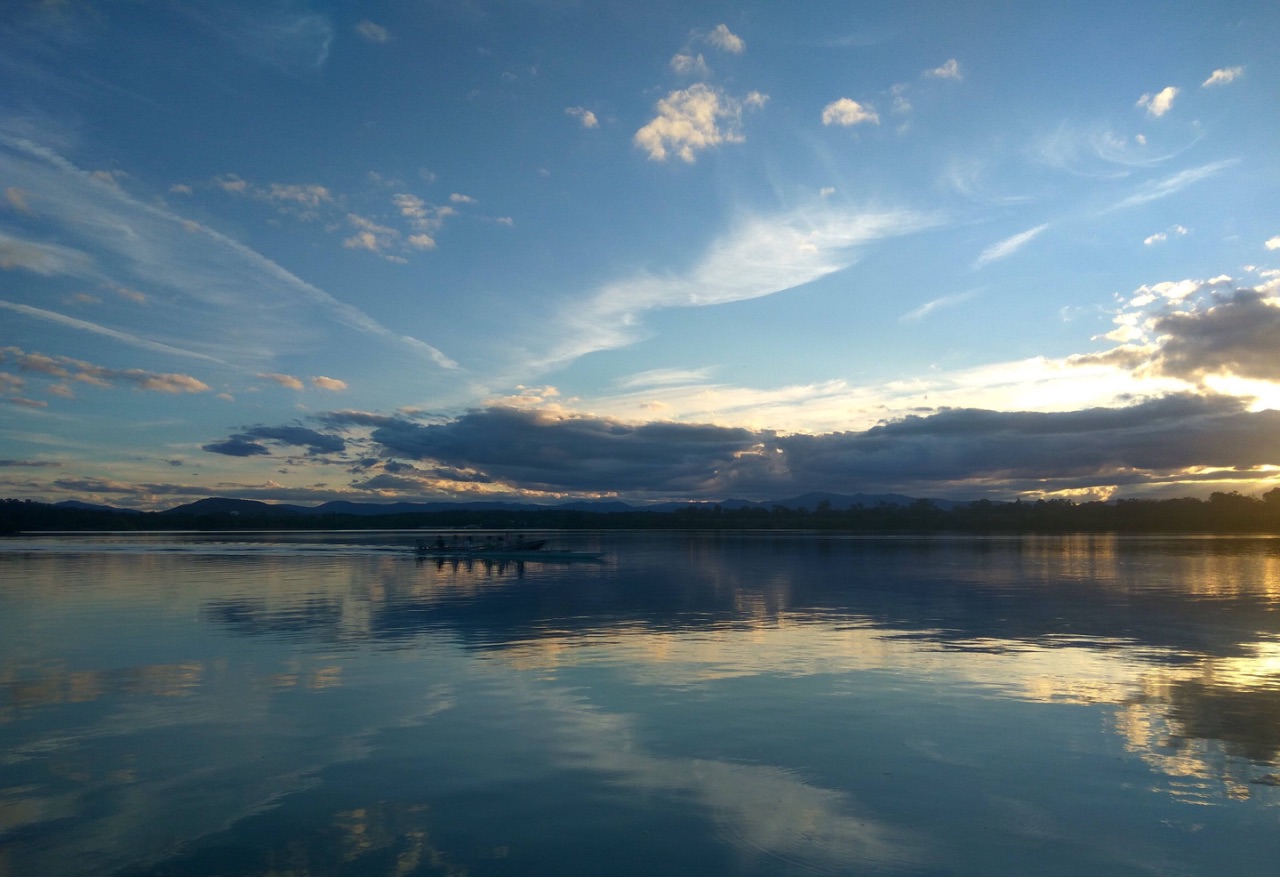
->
5, 490, 1280, 534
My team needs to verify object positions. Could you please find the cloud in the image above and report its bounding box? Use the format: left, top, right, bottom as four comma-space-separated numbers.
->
1143, 225, 1188, 246
322, 395, 1280, 499
1202, 67, 1243, 87
1107, 160, 1238, 211
203, 425, 346, 457
821, 98, 879, 127
260, 372, 305, 390
392, 192, 457, 246
707, 24, 745, 54
901, 290, 979, 322
973, 223, 1049, 269
1, 346, 211, 393
634, 84, 766, 163
1073, 274, 1280, 384
202, 436, 270, 457
343, 213, 404, 259
0, 301, 221, 362
213, 175, 332, 218
0, 231, 95, 276
311, 376, 347, 391
265, 182, 331, 209
1145, 290, 1280, 382
6, 187, 32, 213
1137, 86, 1179, 118
889, 83, 911, 115
0, 133, 455, 368
175, 3, 334, 75
547, 204, 938, 366
565, 106, 599, 128
1265, 237, 1280, 251
358, 406, 760, 494
924, 58, 961, 80
670, 53, 710, 76
356, 20, 390, 43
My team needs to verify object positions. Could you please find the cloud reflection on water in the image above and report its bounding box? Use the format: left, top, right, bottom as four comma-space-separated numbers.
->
3, 534, 1280, 875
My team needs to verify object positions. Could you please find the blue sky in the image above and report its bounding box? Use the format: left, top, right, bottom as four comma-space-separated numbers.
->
3, 0, 1279, 509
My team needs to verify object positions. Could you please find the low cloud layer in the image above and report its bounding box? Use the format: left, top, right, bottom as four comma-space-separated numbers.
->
246, 394, 1280, 501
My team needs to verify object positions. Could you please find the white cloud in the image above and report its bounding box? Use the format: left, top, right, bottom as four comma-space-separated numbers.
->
634, 84, 765, 163
670, 53, 710, 76
449, 193, 477, 204
707, 24, 745, 54
924, 58, 961, 80
821, 98, 879, 127
901, 289, 979, 322
1137, 86, 1179, 118
1108, 160, 1238, 211
973, 223, 1049, 269
356, 20, 390, 43
1202, 66, 1243, 87
311, 376, 347, 391
1144, 225, 1188, 246
565, 106, 599, 128
1265, 236, 1280, 251
545, 204, 939, 367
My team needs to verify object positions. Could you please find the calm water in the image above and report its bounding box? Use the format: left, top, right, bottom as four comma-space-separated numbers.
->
3, 531, 1280, 876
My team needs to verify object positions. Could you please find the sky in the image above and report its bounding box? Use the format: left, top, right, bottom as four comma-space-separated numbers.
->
2, 0, 1279, 510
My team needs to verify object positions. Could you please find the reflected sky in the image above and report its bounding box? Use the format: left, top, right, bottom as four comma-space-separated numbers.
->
3, 533, 1280, 876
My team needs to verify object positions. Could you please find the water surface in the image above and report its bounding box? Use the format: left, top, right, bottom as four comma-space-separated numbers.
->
3, 531, 1280, 875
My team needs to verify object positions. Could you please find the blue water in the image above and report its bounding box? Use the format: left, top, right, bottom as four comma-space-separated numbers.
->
2, 531, 1279, 875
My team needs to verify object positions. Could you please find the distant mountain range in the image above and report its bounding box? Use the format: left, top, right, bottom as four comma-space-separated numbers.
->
111, 492, 970, 517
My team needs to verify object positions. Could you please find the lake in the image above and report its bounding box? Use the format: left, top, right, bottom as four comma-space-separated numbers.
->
2, 531, 1279, 876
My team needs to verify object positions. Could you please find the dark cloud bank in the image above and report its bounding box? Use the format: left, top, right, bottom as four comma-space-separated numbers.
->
204, 393, 1280, 499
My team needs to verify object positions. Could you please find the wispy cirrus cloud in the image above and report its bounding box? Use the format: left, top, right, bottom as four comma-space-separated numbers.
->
973, 223, 1049, 269
172, 2, 334, 76
0, 300, 224, 362
0, 230, 94, 276
0, 131, 457, 369
901, 289, 979, 322
1106, 160, 1238, 211
543, 204, 940, 367
356, 20, 390, 44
